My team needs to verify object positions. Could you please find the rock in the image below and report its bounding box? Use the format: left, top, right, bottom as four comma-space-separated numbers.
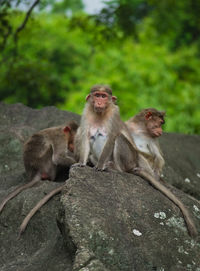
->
0, 103, 79, 271
58, 166, 200, 271
0, 102, 200, 271
160, 133, 200, 200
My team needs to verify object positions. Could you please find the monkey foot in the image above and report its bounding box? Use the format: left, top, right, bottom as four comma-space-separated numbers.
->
71, 163, 86, 168
132, 167, 142, 175
94, 166, 108, 172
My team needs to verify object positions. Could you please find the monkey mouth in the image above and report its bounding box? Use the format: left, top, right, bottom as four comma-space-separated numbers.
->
94, 107, 106, 113
154, 131, 162, 137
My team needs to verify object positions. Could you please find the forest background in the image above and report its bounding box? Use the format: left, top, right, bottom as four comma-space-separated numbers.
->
0, 0, 200, 134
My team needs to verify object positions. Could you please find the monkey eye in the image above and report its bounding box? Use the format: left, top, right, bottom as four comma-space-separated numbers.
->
102, 94, 106, 98
95, 93, 100, 97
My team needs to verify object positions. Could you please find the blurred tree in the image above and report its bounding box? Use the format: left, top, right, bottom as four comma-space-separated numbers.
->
0, 0, 40, 49
0, 0, 83, 50
49, 0, 83, 14
97, 0, 200, 49
148, 0, 200, 49
94, 0, 150, 37
0, 0, 199, 134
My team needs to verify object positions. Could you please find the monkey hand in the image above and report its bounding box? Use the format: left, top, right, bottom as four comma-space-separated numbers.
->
94, 165, 108, 172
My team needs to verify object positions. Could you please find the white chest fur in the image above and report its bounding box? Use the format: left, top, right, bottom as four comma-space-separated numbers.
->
89, 127, 107, 160
132, 133, 160, 157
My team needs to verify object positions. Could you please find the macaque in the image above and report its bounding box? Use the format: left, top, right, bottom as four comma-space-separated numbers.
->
87, 103, 197, 237
0, 121, 78, 214
74, 84, 137, 171
126, 108, 165, 180
119, 109, 197, 237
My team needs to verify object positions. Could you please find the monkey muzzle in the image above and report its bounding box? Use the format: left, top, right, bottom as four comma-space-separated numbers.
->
94, 105, 107, 113
153, 128, 162, 137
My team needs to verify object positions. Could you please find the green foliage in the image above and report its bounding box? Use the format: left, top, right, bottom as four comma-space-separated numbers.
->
62, 34, 200, 134
0, 1, 200, 134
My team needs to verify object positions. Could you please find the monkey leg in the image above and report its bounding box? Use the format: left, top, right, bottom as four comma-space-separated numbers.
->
71, 163, 86, 168
113, 134, 138, 173
89, 154, 98, 166
52, 153, 76, 167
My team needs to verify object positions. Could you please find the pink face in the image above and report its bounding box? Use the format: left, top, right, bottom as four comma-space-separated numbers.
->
86, 91, 111, 113
93, 91, 109, 110
145, 113, 165, 138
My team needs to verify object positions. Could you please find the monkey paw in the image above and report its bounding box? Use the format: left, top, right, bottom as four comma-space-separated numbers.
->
94, 166, 107, 172
133, 167, 141, 175
71, 163, 86, 168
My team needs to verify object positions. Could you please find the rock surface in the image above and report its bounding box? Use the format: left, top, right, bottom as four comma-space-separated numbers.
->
0, 102, 200, 271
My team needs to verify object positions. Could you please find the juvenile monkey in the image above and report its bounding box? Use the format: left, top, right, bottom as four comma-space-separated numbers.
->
0, 121, 78, 213
74, 84, 137, 171
126, 108, 165, 180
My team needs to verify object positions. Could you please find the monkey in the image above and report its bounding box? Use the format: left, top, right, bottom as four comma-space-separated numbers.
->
19, 90, 136, 236
126, 108, 165, 180
119, 109, 197, 237
86, 103, 197, 237
0, 121, 78, 214
74, 84, 138, 171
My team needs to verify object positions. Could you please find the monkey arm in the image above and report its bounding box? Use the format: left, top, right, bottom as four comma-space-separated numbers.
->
96, 134, 116, 170
52, 153, 76, 166
79, 136, 90, 165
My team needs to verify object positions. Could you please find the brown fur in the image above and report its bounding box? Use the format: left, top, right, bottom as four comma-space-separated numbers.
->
74, 84, 136, 170
125, 108, 197, 237
126, 108, 165, 178
0, 121, 78, 214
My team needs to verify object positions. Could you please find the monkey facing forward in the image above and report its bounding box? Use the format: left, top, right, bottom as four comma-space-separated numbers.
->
80, 89, 197, 237
0, 121, 78, 215
74, 84, 137, 171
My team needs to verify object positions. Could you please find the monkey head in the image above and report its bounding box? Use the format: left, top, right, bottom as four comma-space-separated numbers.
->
86, 84, 117, 113
63, 121, 78, 152
144, 109, 165, 138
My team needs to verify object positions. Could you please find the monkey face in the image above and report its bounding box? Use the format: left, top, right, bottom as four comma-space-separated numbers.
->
150, 126, 163, 137
146, 117, 164, 137
144, 111, 165, 138
92, 91, 111, 113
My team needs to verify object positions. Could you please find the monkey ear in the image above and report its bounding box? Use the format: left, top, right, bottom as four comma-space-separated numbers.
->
112, 96, 117, 103
86, 94, 91, 101
145, 111, 152, 120
63, 126, 71, 134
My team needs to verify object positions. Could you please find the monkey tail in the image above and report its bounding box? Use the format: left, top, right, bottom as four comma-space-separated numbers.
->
0, 174, 41, 213
136, 170, 198, 238
18, 184, 65, 237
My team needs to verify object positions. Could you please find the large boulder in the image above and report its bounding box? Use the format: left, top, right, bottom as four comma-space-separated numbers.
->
0, 102, 200, 271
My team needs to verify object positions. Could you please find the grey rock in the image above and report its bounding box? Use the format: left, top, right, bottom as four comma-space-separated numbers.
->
58, 166, 200, 271
160, 132, 200, 200
0, 102, 200, 271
